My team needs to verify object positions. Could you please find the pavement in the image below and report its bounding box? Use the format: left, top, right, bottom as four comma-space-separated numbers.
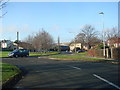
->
2, 56, 120, 89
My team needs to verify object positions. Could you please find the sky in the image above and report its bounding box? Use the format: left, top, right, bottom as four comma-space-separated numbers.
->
1, 2, 118, 43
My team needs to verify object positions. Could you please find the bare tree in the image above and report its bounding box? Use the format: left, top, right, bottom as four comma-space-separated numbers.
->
0, 0, 9, 18
24, 35, 34, 44
105, 27, 118, 40
24, 29, 54, 52
75, 25, 100, 49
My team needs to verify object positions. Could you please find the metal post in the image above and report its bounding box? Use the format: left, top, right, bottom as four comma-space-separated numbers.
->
17, 31, 19, 49
74, 38, 76, 53
58, 36, 60, 52
99, 12, 106, 58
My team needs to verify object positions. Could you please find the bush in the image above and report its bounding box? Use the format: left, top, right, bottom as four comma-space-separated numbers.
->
88, 49, 104, 58
87, 49, 96, 57
97, 44, 109, 49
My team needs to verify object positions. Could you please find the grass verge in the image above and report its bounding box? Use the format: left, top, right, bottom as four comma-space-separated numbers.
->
0, 51, 11, 57
0, 51, 60, 57
48, 55, 105, 61
0, 63, 21, 84
29, 51, 60, 56
75, 52, 87, 55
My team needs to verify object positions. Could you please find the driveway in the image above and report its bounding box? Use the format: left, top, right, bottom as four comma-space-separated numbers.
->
2, 57, 120, 89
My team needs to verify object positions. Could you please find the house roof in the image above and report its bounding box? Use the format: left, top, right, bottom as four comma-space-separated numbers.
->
1, 40, 12, 43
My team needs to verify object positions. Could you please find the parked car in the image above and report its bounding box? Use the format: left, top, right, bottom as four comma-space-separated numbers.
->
76, 49, 85, 53
8, 49, 29, 57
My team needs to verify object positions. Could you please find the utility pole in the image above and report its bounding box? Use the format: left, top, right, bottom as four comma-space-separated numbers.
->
17, 31, 19, 49
74, 37, 76, 53
58, 36, 60, 52
99, 12, 106, 58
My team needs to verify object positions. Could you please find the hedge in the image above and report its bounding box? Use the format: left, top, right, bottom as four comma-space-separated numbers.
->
88, 49, 104, 58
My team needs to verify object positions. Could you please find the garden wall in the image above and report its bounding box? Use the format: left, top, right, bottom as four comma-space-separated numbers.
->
88, 47, 120, 60
111, 47, 120, 60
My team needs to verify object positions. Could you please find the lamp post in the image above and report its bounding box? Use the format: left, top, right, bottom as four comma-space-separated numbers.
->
99, 12, 106, 58
58, 36, 61, 52
17, 31, 19, 49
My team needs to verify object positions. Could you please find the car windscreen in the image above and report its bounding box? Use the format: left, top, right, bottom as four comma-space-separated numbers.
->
12, 49, 19, 53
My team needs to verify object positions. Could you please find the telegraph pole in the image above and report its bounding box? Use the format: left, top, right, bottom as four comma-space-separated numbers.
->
58, 36, 60, 52
17, 31, 19, 49
99, 12, 106, 58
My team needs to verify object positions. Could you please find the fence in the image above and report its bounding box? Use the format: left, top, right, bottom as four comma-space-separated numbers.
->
88, 47, 120, 60
111, 47, 120, 60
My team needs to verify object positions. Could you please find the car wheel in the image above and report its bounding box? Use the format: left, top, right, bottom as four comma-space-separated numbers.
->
15, 55, 18, 58
26, 55, 29, 57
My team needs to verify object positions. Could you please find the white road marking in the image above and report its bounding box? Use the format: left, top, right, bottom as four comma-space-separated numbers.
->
67, 65, 81, 70
93, 74, 120, 89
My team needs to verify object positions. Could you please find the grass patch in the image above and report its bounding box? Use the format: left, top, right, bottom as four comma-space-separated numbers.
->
48, 55, 105, 61
29, 51, 60, 56
0, 51, 11, 57
0, 63, 21, 84
75, 52, 87, 55
0, 51, 60, 57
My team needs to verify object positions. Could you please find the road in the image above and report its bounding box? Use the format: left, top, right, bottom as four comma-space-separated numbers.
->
2, 57, 120, 89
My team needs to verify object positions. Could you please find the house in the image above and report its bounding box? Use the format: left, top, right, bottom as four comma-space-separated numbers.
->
55, 42, 89, 51
0, 40, 17, 50
53, 43, 70, 51
1, 40, 12, 48
55, 43, 70, 46
69, 43, 82, 52
107, 37, 120, 48
0, 40, 35, 51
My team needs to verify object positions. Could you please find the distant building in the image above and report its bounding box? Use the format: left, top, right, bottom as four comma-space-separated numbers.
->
55, 42, 89, 51
59, 45, 70, 51
56, 43, 70, 46
107, 37, 120, 48
69, 43, 82, 51
0, 40, 35, 51
0, 40, 17, 50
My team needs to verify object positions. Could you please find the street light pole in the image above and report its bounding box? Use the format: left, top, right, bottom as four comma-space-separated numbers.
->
74, 37, 77, 53
58, 36, 61, 52
17, 31, 19, 49
99, 12, 106, 58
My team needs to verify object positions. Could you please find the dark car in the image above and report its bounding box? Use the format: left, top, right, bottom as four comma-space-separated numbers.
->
76, 49, 85, 53
8, 49, 29, 57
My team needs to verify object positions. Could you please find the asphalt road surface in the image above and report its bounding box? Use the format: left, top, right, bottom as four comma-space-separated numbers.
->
2, 57, 120, 89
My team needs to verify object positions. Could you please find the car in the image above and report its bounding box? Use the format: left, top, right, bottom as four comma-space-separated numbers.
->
76, 49, 85, 53
8, 49, 29, 57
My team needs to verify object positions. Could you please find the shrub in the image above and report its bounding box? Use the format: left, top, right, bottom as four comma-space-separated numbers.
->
88, 49, 105, 58
88, 49, 95, 57
96, 44, 109, 49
